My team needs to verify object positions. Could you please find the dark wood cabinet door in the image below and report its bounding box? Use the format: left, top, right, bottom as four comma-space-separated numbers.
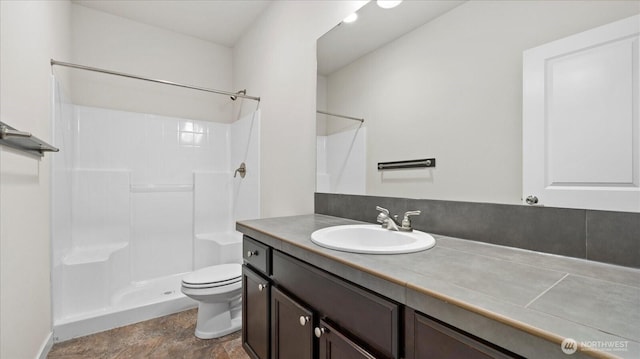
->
405, 309, 521, 359
242, 265, 270, 359
271, 287, 314, 359
272, 250, 399, 359
317, 320, 377, 359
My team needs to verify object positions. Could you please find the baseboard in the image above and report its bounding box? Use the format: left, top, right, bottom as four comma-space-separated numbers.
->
37, 332, 53, 359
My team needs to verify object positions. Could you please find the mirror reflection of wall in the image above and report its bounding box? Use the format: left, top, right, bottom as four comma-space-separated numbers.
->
316, 0, 639, 205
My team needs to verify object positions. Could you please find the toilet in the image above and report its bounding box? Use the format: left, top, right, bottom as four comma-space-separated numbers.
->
181, 263, 242, 339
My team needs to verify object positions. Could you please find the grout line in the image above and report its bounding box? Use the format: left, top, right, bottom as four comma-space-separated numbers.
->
525, 273, 569, 308
584, 210, 589, 260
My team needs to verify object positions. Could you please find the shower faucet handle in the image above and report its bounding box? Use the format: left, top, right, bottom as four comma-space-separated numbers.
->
234, 162, 246, 178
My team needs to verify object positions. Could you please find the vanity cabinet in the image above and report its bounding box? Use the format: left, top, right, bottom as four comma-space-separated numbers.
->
242, 235, 398, 359
242, 235, 519, 359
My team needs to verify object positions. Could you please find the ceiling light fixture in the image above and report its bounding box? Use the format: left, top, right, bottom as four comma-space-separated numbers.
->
377, 0, 403, 9
343, 13, 358, 23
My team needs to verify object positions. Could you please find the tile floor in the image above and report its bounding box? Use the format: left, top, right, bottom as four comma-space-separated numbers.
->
47, 309, 250, 359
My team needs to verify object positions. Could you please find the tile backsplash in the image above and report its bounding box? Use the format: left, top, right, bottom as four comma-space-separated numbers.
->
315, 193, 639, 268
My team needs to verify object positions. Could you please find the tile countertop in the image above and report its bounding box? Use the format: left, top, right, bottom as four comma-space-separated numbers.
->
236, 214, 640, 359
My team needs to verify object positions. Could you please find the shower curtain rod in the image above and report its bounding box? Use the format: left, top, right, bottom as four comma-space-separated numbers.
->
316, 110, 364, 123
50, 59, 260, 102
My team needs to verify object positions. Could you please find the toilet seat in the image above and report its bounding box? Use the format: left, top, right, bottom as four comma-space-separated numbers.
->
180, 263, 243, 339
182, 263, 242, 289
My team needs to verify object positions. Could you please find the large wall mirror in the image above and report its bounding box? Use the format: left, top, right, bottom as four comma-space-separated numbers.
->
316, 0, 639, 208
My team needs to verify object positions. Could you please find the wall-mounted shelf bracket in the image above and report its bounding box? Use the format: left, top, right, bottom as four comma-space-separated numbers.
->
378, 158, 435, 170
0, 121, 59, 157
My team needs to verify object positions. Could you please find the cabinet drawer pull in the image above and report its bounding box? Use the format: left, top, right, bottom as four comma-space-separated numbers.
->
258, 283, 268, 292
314, 327, 327, 338
247, 250, 258, 257
299, 316, 310, 326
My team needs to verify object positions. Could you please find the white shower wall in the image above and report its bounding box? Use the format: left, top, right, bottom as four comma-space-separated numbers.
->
52, 84, 260, 340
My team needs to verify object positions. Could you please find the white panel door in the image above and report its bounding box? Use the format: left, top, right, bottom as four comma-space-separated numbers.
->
523, 15, 640, 212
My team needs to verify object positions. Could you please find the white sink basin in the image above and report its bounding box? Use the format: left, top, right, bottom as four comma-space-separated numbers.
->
310, 224, 436, 254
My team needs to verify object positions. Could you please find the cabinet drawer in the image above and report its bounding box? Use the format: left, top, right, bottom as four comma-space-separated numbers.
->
405, 308, 522, 359
272, 250, 400, 359
243, 236, 270, 275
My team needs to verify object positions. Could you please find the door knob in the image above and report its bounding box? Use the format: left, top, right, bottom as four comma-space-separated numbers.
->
258, 283, 268, 292
525, 195, 539, 205
247, 250, 258, 257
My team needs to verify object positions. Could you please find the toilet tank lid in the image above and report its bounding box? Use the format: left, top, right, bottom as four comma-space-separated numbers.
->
183, 263, 242, 285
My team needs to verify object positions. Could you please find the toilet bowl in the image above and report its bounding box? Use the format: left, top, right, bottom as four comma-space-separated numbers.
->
181, 263, 242, 339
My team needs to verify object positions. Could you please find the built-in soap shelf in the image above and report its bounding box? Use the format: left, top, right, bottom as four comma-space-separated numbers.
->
0, 120, 59, 157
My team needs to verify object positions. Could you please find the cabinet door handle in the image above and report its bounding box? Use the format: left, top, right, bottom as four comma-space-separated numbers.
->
258, 283, 268, 292
299, 316, 310, 326
314, 327, 327, 338
247, 250, 258, 257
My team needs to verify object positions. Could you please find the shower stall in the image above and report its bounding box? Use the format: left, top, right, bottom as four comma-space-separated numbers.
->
316, 110, 366, 194
50, 66, 260, 342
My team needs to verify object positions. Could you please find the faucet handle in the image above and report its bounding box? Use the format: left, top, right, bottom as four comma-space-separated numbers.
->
376, 206, 390, 224
401, 210, 421, 231
404, 210, 421, 217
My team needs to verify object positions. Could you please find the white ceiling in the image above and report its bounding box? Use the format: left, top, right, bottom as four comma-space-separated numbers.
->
317, 1, 465, 76
72, 0, 465, 73
72, 0, 272, 47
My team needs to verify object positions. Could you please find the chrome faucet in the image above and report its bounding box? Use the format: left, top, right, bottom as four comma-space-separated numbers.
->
376, 206, 421, 232
376, 206, 400, 231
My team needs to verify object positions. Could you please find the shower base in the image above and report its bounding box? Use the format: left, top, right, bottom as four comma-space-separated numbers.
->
53, 273, 196, 343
